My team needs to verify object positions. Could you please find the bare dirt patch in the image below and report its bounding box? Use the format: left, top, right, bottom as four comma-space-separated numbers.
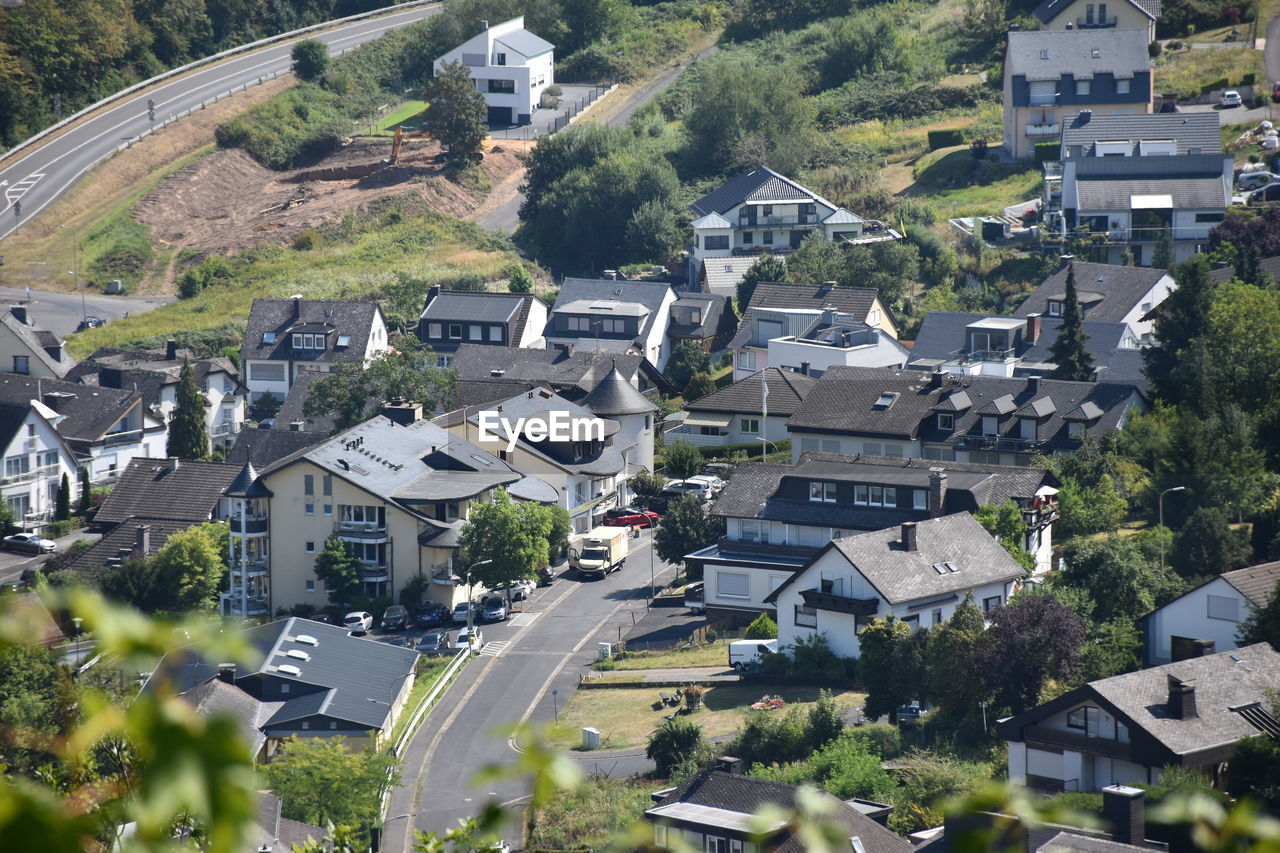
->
135, 137, 533, 256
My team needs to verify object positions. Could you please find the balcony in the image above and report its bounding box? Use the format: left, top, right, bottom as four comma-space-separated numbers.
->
1076, 14, 1117, 27
1029, 93, 1059, 107
716, 536, 822, 561
953, 433, 1048, 453
336, 521, 388, 541
231, 560, 268, 577
1, 463, 58, 487
1042, 225, 1211, 246
431, 565, 459, 585
739, 215, 819, 228
224, 593, 270, 617
230, 515, 269, 535
947, 346, 1017, 365
359, 564, 390, 582
1025, 123, 1060, 138
663, 427, 731, 446
1022, 724, 1131, 759
212, 421, 240, 438
102, 429, 144, 448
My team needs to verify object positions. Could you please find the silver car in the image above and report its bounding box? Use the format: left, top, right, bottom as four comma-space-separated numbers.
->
419, 631, 452, 653
482, 595, 508, 622
4, 533, 56, 555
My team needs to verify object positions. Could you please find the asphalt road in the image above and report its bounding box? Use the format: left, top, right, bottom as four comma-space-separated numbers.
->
0, 286, 174, 338
383, 531, 683, 851
475, 43, 720, 234
0, 3, 443, 245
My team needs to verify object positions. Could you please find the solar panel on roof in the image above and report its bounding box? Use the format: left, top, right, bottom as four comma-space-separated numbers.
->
589, 300, 618, 310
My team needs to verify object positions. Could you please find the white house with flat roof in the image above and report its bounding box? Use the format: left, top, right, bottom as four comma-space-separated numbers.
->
434, 17, 554, 126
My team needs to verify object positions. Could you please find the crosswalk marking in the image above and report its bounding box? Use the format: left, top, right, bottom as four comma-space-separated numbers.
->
478, 641, 509, 657
507, 612, 539, 627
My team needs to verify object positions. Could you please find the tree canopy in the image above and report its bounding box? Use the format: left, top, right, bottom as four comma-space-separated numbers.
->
654, 494, 722, 567
314, 534, 362, 606
303, 340, 456, 433
421, 60, 488, 160
167, 359, 210, 460
458, 487, 554, 591
291, 38, 330, 81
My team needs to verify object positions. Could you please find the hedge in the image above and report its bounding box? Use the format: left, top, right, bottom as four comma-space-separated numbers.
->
1034, 141, 1061, 164
927, 129, 965, 150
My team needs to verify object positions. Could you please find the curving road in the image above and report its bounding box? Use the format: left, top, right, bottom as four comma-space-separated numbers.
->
0, 3, 442, 245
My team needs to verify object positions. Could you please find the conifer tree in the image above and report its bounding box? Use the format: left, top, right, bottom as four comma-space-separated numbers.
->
54, 474, 71, 522
167, 359, 209, 460
1049, 263, 1096, 381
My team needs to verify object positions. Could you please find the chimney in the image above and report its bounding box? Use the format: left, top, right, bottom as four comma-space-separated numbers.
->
166, 339, 178, 361
480, 18, 489, 29
553, 342, 574, 359
135, 524, 151, 556
1167, 674, 1197, 719
9, 305, 27, 325
1079, 109, 1093, 123
426, 284, 441, 305
289, 421, 304, 432
1059, 254, 1075, 269
819, 281, 836, 296
901, 522, 918, 552
382, 398, 424, 426
99, 367, 124, 389
291, 294, 303, 319
929, 470, 948, 518
1027, 375, 1041, 395
217, 663, 237, 684
799, 362, 810, 376
715, 756, 742, 775
1190, 638, 1216, 658
1101, 785, 1146, 846
1026, 313, 1042, 345
930, 368, 945, 389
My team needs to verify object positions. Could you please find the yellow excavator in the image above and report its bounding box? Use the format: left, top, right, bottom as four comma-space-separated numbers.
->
389, 126, 492, 165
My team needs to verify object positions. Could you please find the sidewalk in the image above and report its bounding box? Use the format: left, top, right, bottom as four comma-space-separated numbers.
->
585, 665, 740, 683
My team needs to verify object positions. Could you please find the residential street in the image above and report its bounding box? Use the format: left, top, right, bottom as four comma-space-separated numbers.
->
383, 530, 683, 852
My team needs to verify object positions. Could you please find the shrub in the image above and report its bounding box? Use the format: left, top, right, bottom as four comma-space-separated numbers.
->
927, 129, 965, 150
704, 628, 718, 644
646, 718, 707, 777
684, 684, 705, 710
1168, 40, 1184, 50
1034, 141, 1061, 164
292, 230, 320, 251
744, 612, 778, 640
1148, 40, 1163, 58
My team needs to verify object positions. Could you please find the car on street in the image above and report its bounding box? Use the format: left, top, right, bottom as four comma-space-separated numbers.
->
493, 578, 536, 601
452, 601, 478, 624
420, 630, 452, 653
686, 474, 726, 495
536, 565, 556, 586
603, 506, 660, 528
454, 626, 484, 649
481, 595, 509, 622
343, 611, 373, 634
1220, 90, 1242, 108
663, 479, 715, 501
4, 533, 56, 555
381, 605, 408, 631
414, 602, 450, 629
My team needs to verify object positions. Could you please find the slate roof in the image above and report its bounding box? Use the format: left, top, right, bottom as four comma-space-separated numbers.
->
241, 298, 383, 365
418, 291, 539, 352
748, 282, 882, 324
1017, 262, 1170, 323
547, 279, 673, 344
1006, 29, 1152, 81
667, 292, 731, 341
252, 795, 326, 852
788, 366, 1143, 452
447, 378, 550, 411
908, 311, 1139, 380
1061, 113, 1221, 157
0, 402, 30, 457
765, 513, 1026, 606
712, 453, 1057, 527
264, 416, 523, 511
0, 374, 152, 445
147, 617, 418, 733
0, 311, 74, 378
1068, 155, 1231, 210
63, 517, 192, 575
226, 426, 328, 470
689, 167, 837, 217
1000, 643, 1280, 766
93, 457, 241, 527
686, 368, 816, 417
1032, 0, 1159, 24
449, 344, 674, 397
1208, 255, 1280, 284
273, 370, 339, 435
1221, 561, 1280, 607
648, 771, 910, 853
699, 257, 760, 299
66, 347, 241, 409
581, 366, 657, 416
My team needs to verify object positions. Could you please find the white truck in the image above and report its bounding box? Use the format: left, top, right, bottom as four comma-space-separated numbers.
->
729, 639, 779, 672
570, 526, 629, 579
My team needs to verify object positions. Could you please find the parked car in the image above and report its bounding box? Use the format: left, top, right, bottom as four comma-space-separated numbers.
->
481, 595, 509, 622
535, 566, 556, 586
414, 602, 450, 629
603, 506, 660, 528
1249, 182, 1280, 203
700, 462, 735, 480
686, 474, 726, 495
420, 630, 452, 653
4, 533, 56, 555
454, 626, 484, 649
663, 479, 714, 501
343, 611, 373, 634
1220, 90, 1242, 108
75, 316, 106, 332
1273, 81, 1280, 102
452, 601, 478, 624
493, 578, 536, 601
1237, 170, 1280, 191
381, 635, 417, 649
381, 605, 408, 631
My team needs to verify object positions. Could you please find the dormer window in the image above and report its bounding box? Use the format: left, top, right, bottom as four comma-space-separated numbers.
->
809, 481, 837, 503
1048, 300, 1063, 317
982, 416, 998, 436
937, 412, 954, 430
1068, 421, 1085, 438
873, 392, 898, 410
292, 333, 325, 350
448, 324, 462, 340
262, 332, 277, 344
1020, 418, 1037, 441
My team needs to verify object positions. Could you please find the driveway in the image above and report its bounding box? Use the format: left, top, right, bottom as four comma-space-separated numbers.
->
0, 526, 101, 587
1179, 101, 1275, 126
382, 530, 681, 851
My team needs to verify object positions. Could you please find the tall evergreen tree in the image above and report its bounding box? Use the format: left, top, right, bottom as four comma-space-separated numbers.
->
76, 467, 91, 514
1235, 240, 1272, 288
1151, 228, 1174, 270
167, 359, 209, 461
1048, 263, 1095, 381
1144, 255, 1217, 404
54, 474, 71, 522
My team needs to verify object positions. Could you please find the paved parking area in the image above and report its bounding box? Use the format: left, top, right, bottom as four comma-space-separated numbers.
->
488, 83, 608, 140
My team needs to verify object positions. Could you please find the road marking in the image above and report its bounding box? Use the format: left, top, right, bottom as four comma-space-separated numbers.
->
478, 641, 509, 657
507, 612, 538, 627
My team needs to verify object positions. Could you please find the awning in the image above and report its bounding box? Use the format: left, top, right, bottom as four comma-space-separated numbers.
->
1130, 194, 1173, 209
682, 412, 733, 428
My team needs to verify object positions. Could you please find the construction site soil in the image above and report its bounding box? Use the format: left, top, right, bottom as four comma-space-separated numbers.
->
134, 136, 532, 256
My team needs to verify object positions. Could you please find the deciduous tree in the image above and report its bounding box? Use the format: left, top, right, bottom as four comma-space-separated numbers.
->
261, 736, 399, 830
304, 340, 456, 433
168, 359, 210, 460
291, 38, 329, 81
654, 494, 723, 568
422, 60, 488, 161
857, 616, 914, 722
737, 254, 788, 313
684, 373, 716, 401
978, 591, 1086, 714
646, 718, 707, 778
667, 341, 710, 391
662, 440, 704, 481
925, 594, 988, 716
458, 487, 553, 592
314, 534, 362, 606
1237, 579, 1280, 649
1171, 506, 1253, 578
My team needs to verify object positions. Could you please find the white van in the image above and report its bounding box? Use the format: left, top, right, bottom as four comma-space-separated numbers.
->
729, 638, 778, 671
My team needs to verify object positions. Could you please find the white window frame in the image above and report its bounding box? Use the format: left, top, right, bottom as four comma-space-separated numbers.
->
794, 603, 818, 628
741, 417, 760, 434
428, 322, 443, 338
716, 571, 751, 600
1207, 594, 1239, 621
913, 489, 928, 510
488, 326, 502, 342
809, 481, 837, 503
938, 412, 954, 430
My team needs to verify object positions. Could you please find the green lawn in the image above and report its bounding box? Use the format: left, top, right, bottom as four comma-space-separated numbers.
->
595, 642, 730, 671
1154, 46, 1263, 100
389, 654, 457, 745
905, 147, 1042, 217
372, 100, 428, 135
544, 684, 865, 750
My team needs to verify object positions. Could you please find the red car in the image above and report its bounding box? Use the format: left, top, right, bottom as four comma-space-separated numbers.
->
603, 507, 660, 528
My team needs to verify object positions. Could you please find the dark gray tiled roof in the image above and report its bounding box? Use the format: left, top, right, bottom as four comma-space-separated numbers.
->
418, 291, 539, 352
768, 513, 1025, 606
548, 279, 674, 344
227, 427, 328, 470
1017, 262, 1170, 324
1208, 255, 1280, 284
1221, 561, 1280, 607
64, 517, 192, 574
0, 402, 29, 458
447, 378, 549, 411
1061, 113, 1220, 157
748, 282, 881, 324
149, 617, 418, 732
0, 374, 150, 445
241, 298, 383, 365
66, 347, 241, 411
94, 458, 241, 526
581, 366, 657, 416
689, 167, 835, 217
788, 366, 1142, 451
686, 368, 815, 417
650, 771, 910, 853
0, 311, 74, 377
457, 388, 627, 476
1034, 0, 1159, 22
668, 292, 730, 341
273, 370, 339, 435
449, 344, 674, 396
1006, 29, 1152, 79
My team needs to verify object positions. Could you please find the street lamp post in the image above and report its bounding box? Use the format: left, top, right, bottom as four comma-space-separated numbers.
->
756, 436, 779, 460
466, 559, 492, 650
1158, 486, 1187, 573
